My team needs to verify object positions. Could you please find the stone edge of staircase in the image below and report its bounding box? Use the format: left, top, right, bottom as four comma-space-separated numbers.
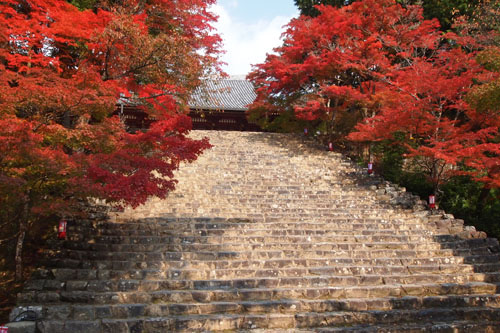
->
302, 134, 487, 241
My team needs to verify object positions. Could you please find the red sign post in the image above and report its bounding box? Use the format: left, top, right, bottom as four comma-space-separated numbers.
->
58, 220, 67, 239
328, 142, 333, 151
429, 195, 436, 209
368, 163, 373, 175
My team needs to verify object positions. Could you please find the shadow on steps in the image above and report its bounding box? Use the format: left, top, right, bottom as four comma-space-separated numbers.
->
7, 214, 500, 332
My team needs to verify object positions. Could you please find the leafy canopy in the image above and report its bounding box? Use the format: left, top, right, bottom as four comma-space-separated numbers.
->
249, 0, 500, 193
294, 0, 480, 31
0, 0, 221, 226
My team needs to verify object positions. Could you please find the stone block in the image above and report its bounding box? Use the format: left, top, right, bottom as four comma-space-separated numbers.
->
72, 306, 95, 321
44, 305, 72, 321
65, 321, 100, 333
65, 281, 88, 291
76, 270, 97, 280
143, 318, 174, 331
43, 280, 64, 291
51, 269, 76, 280
94, 306, 112, 319
127, 319, 144, 333
36, 320, 66, 333
5, 321, 36, 333
36, 292, 60, 303
24, 280, 45, 291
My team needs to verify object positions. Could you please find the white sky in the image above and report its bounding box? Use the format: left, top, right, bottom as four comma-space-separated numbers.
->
211, 0, 299, 76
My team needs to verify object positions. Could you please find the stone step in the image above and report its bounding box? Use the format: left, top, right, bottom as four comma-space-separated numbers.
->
24, 272, 500, 294
88, 216, 466, 230
35, 307, 500, 332
87, 217, 427, 228
31, 263, 500, 283
44, 255, 500, 272
69, 227, 437, 238
110, 215, 421, 225
58, 236, 446, 252
58, 239, 499, 253
119, 196, 404, 204
78, 218, 428, 226
160, 201, 390, 208
309, 321, 500, 332
51, 248, 499, 266
165, 192, 386, 199
19, 282, 500, 305
69, 221, 434, 234
35, 295, 500, 321
109, 216, 420, 223
171, 190, 383, 197
169, 209, 415, 216
70, 234, 441, 246
160, 203, 393, 211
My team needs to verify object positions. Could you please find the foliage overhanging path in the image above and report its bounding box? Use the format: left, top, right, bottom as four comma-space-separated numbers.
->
0, 0, 221, 283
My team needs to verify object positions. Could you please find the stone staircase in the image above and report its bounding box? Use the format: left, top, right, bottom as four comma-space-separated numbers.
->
10, 131, 500, 332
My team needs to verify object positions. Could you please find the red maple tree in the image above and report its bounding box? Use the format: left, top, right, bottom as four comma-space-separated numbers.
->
0, 0, 221, 279
249, 0, 441, 140
349, 48, 494, 193
249, 0, 500, 197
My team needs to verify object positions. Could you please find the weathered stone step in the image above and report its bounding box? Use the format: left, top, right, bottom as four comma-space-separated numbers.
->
36, 307, 500, 332
72, 234, 440, 246
163, 203, 393, 211
118, 215, 419, 223
69, 227, 436, 238
140, 282, 500, 303
166, 205, 399, 213
59, 238, 500, 253
85, 216, 425, 227
24, 272, 500, 295
155, 196, 329, 204
112, 214, 421, 224
31, 263, 500, 284
54, 247, 497, 263
191, 186, 385, 194
60, 241, 444, 253
309, 321, 500, 332
44, 255, 500, 272
89, 216, 470, 232
19, 282, 500, 305
166, 203, 393, 210
169, 192, 385, 199
69, 221, 433, 235
34, 295, 500, 321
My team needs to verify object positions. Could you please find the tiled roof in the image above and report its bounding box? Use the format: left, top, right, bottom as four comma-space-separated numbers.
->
189, 79, 257, 111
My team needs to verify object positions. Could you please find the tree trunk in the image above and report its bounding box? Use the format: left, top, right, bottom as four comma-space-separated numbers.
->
15, 197, 29, 281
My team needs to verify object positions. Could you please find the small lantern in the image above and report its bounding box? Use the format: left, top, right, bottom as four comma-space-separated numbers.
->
328, 142, 333, 151
304, 128, 308, 135
368, 163, 373, 175
429, 195, 436, 209
0, 326, 8, 333
58, 220, 67, 239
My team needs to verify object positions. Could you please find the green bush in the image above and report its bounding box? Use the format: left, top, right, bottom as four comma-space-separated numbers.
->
440, 177, 500, 239
371, 141, 500, 239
